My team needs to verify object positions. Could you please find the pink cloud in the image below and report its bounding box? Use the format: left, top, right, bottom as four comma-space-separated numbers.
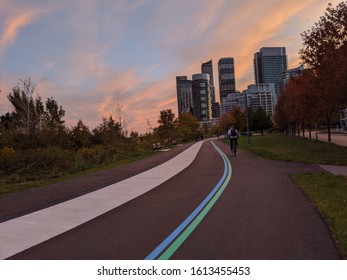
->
205, 0, 314, 90
0, 11, 38, 54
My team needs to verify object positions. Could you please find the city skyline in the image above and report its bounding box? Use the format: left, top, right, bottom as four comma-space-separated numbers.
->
0, 0, 341, 134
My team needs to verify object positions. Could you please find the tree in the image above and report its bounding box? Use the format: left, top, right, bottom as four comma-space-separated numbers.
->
300, 1, 347, 142
210, 124, 223, 138
113, 93, 129, 136
252, 107, 272, 135
130, 130, 139, 140
218, 108, 247, 134
1, 78, 69, 148
275, 84, 295, 134
70, 120, 92, 148
44, 97, 65, 132
217, 112, 234, 134
293, 69, 323, 139
92, 115, 122, 146
230, 107, 246, 131
6, 78, 43, 135
35, 96, 68, 147
176, 112, 199, 142
157, 109, 175, 142
275, 68, 327, 139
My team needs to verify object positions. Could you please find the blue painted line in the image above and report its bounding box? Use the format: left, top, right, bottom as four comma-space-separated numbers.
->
145, 141, 231, 260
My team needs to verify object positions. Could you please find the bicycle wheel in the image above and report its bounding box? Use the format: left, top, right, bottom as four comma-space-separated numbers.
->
233, 142, 237, 156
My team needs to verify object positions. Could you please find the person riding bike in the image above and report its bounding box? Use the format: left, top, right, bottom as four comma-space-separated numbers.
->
227, 125, 239, 152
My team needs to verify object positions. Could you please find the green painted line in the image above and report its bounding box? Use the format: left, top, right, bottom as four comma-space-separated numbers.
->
158, 149, 232, 260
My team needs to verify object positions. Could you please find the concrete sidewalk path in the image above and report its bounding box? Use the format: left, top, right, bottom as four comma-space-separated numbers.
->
320, 165, 347, 176
0, 141, 205, 260
317, 132, 347, 147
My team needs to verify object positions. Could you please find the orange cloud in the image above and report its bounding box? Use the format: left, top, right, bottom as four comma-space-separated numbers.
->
190, 0, 225, 38
113, 75, 178, 134
201, 0, 315, 91
0, 11, 38, 53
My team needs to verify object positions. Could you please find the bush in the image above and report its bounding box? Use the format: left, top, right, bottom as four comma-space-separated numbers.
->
0, 147, 20, 176
0, 147, 74, 182
0, 140, 150, 186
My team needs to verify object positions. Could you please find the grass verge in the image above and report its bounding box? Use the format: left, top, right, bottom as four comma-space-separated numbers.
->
291, 173, 347, 258
237, 133, 347, 165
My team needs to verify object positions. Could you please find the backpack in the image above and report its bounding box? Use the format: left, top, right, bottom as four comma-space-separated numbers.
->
229, 128, 237, 137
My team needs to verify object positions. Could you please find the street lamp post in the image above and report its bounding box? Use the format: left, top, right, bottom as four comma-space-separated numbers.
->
245, 93, 251, 146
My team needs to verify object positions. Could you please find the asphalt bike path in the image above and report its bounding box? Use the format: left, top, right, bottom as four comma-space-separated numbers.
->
172, 141, 342, 259
0, 140, 343, 259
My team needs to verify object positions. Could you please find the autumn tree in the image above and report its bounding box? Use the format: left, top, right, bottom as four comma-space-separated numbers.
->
210, 123, 224, 138
296, 69, 323, 139
217, 112, 233, 134
176, 112, 199, 142
230, 107, 246, 131
300, 1, 347, 142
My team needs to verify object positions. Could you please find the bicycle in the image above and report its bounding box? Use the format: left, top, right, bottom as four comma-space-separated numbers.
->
229, 137, 238, 156
231, 141, 237, 156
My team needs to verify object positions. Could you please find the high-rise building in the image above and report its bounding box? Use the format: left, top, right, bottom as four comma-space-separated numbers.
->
218, 57, 236, 102
254, 47, 288, 85
212, 102, 220, 118
243, 83, 277, 120
192, 73, 212, 122
176, 76, 192, 116
201, 60, 215, 103
220, 92, 245, 115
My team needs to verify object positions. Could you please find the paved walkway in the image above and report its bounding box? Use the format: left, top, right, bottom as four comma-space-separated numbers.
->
316, 132, 347, 147
317, 132, 347, 176
320, 165, 347, 176
0, 141, 205, 259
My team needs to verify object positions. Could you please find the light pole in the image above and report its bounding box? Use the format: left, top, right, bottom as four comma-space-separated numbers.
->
245, 93, 251, 146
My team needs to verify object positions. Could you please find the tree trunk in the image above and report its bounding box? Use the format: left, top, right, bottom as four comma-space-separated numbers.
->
327, 111, 332, 143
315, 122, 318, 141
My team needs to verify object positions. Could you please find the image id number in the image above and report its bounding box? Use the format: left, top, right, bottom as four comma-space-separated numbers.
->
191, 266, 250, 276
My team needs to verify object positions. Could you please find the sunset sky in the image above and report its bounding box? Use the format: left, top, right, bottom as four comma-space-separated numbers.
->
0, 0, 342, 134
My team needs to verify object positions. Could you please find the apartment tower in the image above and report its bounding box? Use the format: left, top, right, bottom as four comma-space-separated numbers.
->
176, 76, 193, 116
218, 57, 236, 102
192, 73, 212, 122
201, 60, 215, 104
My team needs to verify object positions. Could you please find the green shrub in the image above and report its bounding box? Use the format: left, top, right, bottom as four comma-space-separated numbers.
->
0, 147, 74, 182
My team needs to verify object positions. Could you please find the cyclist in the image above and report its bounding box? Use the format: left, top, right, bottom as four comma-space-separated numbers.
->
227, 125, 239, 153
